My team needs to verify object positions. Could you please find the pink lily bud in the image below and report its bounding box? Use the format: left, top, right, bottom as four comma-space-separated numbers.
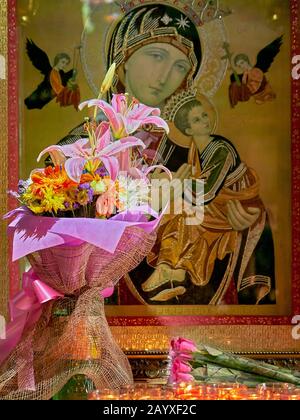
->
100, 62, 116, 96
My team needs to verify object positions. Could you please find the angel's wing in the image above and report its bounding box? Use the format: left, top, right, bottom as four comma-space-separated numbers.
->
255, 35, 283, 73
26, 38, 52, 76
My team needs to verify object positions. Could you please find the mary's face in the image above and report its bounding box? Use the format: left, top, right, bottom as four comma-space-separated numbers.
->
124, 43, 191, 108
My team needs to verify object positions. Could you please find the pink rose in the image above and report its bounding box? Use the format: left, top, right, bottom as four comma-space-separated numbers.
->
177, 352, 194, 362
169, 356, 193, 384
172, 358, 192, 374
96, 188, 116, 217
100, 286, 114, 298
171, 337, 197, 354
173, 372, 194, 384
169, 349, 192, 362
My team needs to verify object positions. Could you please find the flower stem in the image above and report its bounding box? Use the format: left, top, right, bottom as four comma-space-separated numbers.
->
93, 92, 102, 121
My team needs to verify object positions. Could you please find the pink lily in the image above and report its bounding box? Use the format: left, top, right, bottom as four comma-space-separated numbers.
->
79, 93, 169, 139
37, 122, 146, 183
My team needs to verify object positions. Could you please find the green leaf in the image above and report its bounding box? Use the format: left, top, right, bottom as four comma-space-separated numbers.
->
202, 345, 223, 356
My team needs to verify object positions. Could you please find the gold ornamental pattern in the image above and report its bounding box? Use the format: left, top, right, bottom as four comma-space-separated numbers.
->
0, 0, 8, 319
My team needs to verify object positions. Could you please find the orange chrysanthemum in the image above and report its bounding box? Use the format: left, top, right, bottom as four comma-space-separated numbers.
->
31, 166, 77, 195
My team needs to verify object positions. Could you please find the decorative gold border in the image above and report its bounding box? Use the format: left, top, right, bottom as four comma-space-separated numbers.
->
0, 0, 8, 319
125, 352, 300, 359
106, 304, 286, 317
111, 325, 300, 356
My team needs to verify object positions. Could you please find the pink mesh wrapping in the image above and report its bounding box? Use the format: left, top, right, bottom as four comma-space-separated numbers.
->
0, 226, 156, 400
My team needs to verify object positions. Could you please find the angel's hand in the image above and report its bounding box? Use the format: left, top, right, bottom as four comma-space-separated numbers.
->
67, 80, 73, 88
227, 199, 261, 231
70, 69, 78, 81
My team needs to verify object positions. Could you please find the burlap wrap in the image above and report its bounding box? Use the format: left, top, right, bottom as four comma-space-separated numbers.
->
0, 226, 156, 400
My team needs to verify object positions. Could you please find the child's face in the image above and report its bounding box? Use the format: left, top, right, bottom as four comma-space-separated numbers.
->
186, 105, 211, 137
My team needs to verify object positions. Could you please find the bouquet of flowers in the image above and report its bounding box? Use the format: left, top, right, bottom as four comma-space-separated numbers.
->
0, 64, 170, 400
169, 338, 300, 387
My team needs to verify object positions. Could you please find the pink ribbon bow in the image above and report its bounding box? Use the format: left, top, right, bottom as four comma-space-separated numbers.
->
0, 269, 63, 389
0, 269, 114, 390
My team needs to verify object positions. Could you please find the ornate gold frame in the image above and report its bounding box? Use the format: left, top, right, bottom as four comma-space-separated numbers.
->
111, 325, 300, 358
0, 0, 9, 319
1, 0, 300, 358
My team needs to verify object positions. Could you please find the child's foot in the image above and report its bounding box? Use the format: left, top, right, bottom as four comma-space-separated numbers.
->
150, 286, 186, 301
142, 264, 186, 292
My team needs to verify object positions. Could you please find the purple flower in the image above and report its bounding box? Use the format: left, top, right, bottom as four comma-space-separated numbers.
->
7, 190, 20, 199
87, 189, 94, 202
79, 183, 91, 190
18, 179, 30, 194
95, 166, 108, 177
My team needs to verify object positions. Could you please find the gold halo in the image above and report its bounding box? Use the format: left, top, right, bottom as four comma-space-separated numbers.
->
165, 91, 218, 149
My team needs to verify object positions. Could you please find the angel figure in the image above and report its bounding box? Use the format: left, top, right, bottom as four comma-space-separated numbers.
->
223, 36, 283, 108
24, 39, 81, 111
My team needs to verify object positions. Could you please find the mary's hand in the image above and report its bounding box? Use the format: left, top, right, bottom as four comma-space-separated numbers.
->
151, 163, 191, 182
227, 199, 261, 231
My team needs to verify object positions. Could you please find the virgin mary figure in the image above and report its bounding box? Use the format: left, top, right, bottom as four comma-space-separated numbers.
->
57, 2, 276, 305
